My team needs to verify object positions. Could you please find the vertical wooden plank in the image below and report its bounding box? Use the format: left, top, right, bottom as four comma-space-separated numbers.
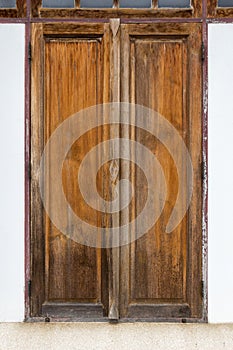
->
207, 0, 217, 17
119, 23, 202, 320
31, 23, 45, 317
113, 0, 119, 8
108, 18, 121, 321
31, 0, 42, 16
16, 0, 26, 17
31, 23, 112, 319
193, 0, 202, 18
152, 0, 158, 9
119, 24, 131, 318
101, 23, 111, 317
187, 23, 202, 318
75, 0, 80, 8
94, 23, 112, 315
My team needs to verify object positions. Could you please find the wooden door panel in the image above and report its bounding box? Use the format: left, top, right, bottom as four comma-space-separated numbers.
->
131, 38, 186, 302
31, 23, 110, 319
31, 22, 203, 321
45, 38, 102, 303
120, 23, 202, 320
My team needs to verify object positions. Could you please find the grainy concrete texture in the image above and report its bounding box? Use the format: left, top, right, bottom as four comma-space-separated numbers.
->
0, 323, 233, 350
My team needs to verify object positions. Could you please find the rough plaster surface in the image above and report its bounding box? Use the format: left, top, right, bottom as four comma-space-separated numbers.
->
0, 323, 233, 350
0, 24, 25, 322
208, 24, 233, 323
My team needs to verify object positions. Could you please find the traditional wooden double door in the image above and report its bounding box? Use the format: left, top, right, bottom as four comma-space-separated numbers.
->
31, 20, 202, 321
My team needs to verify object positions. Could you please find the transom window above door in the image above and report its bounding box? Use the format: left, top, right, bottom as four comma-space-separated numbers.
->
33, 0, 201, 17
42, 0, 191, 8
0, 1, 232, 18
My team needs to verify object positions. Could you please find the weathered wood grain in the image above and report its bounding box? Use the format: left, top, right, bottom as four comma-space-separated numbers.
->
31, 21, 202, 321
120, 22, 202, 320
31, 22, 111, 318
0, 0, 26, 17
107, 18, 121, 321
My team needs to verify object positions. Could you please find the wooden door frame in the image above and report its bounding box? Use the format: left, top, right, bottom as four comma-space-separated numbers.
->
28, 20, 205, 322
2, 0, 218, 322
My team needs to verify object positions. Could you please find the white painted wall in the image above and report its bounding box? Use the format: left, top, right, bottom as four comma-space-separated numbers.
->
0, 24, 25, 322
208, 24, 233, 323
0, 23, 233, 323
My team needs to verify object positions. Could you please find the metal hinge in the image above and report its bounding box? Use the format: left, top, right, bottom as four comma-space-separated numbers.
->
28, 280, 32, 298
45, 315, 50, 322
28, 42, 32, 62
201, 160, 206, 181
201, 280, 204, 298
201, 42, 205, 62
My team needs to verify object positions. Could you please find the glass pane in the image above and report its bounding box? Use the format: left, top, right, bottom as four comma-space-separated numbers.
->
42, 0, 75, 8
0, 0, 16, 7
80, 0, 113, 8
158, 0, 190, 8
120, 0, 151, 8
218, 0, 233, 6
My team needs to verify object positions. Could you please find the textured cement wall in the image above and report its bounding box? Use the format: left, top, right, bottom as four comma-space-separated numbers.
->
1, 24, 233, 325
0, 323, 233, 350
